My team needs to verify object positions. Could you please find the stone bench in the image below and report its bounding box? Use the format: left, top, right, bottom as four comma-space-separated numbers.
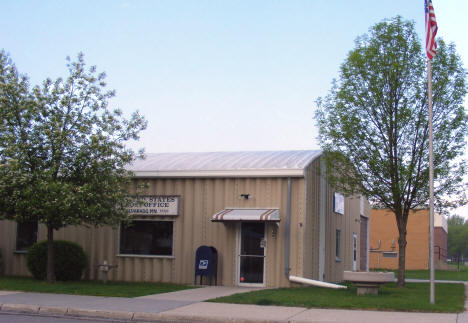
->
343, 271, 395, 295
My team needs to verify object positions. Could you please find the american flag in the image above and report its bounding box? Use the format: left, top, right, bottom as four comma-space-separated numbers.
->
425, 0, 438, 60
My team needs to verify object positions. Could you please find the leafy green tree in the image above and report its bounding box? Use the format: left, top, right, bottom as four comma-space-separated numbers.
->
0, 51, 147, 282
447, 215, 468, 269
315, 17, 467, 287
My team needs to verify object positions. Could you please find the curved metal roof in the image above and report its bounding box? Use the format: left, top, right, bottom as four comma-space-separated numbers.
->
128, 150, 321, 178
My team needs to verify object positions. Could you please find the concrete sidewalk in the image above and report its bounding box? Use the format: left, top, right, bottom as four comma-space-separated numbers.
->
0, 283, 466, 323
136, 285, 262, 302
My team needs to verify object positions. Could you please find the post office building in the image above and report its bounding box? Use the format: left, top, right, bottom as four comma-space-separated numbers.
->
0, 150, 370, 287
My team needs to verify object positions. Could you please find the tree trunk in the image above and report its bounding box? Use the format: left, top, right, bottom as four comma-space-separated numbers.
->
46, 226, 55, 283
397, 229, 407, 287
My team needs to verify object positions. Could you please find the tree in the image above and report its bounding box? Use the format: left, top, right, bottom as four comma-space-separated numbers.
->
447, 215, 468, 269
315, 17, 467, 287
0, 51, 147, 282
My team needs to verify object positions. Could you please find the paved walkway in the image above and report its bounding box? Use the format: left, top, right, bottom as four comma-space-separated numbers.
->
136, 285, 262, 302
0, 282, 466, 322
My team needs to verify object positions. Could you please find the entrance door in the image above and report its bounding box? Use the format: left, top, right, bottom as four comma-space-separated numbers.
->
353, 233, 358, 271
359, 216, 368, 271
238, 222, 265, 285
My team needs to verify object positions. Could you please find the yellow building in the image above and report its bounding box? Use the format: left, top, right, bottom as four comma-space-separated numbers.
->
369, 209, 447, 270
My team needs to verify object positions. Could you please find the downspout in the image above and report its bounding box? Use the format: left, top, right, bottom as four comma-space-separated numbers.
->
285, 177, 291, 278
289, 275, 346, 289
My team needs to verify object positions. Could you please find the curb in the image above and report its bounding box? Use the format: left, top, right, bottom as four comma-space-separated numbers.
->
152, 312, 284, 323
0, 303, 284, 322
38, 306, 68, 316
1, 304, 135, 321
1, 303, 40, 314
67, 308, 134, 321
132, 312, 164, 321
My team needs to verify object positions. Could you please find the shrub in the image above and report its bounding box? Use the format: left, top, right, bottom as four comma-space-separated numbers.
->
26, 240, 88, 281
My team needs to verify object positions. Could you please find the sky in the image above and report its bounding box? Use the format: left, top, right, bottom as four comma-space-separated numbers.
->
1, 0, 467, 218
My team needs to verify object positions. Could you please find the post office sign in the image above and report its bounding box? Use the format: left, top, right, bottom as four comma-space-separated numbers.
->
128, 196, 179, 216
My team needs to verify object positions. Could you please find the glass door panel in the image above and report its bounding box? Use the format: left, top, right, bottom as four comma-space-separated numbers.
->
239, 222, 265, 284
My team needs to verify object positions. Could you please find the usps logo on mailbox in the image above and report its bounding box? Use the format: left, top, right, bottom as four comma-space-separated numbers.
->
199, 259, 209, 270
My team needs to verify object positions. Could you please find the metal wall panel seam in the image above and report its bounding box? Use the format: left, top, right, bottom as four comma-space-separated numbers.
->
319, 158, 326, 281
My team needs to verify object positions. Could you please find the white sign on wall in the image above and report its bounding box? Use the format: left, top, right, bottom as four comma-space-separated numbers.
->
128, 196, 179, 216
334, 192, 344, 215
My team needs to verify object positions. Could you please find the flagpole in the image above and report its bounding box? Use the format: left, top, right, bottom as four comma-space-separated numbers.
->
427, 57, 435, 305
425, 0, 437, 305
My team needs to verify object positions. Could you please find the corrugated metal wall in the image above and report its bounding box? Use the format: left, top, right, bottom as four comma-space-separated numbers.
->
0, 177, 305, 287
324, 194, 362, 282
0, 172, 368, 286
302, 158, 320, 280
342, 196, 361, 270
1, 220, 26, 276
302, 158, 364, 283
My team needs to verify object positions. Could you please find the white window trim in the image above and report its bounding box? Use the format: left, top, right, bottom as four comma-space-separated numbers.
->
236, 222, 267, 287
335, 229, 342, 262
118, 219, 175, 258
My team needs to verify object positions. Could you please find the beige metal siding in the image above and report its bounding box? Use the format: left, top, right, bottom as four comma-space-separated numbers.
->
324, 192, 362, 282
0, 220, 48, 277
297, 158, 364, 283
0, 220, 23, 276
342, 196, 361, 271
0, 176, 305, 287
323, 181, 340, 282
302, 158, 321, 280
360, 197, 371, 271
301, 158, 364, 283
289, 177, 305, 279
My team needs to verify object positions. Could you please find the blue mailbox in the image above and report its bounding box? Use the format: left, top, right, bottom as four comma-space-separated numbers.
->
194, 245, 218, 285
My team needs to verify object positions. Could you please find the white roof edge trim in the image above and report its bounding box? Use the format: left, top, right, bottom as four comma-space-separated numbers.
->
302, 151, 322, 170
132, 169, 305, 178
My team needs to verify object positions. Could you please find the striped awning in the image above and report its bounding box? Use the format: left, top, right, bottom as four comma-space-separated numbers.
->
211, 208, 280, 222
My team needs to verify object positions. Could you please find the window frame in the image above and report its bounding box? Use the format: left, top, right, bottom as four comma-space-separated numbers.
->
382, 252, 398, 258
335, 229, 341, 262
15, 220, 38, 253
117, 219, 175, 258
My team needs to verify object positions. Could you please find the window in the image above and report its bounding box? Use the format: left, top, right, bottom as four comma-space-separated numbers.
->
335, 229, 341, 261
16, 221, 38, 252
333, 192, 344, 215
382, 252, 398, 258
119, 220, 173, 256
360, 195, 364, 216
353, 233, 357, 262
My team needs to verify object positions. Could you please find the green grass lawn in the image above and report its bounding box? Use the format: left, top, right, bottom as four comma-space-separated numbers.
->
373, 266, 468, 281
405, 269, 468, 281
209, 282, 466, 313
0, 276, 194, 298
